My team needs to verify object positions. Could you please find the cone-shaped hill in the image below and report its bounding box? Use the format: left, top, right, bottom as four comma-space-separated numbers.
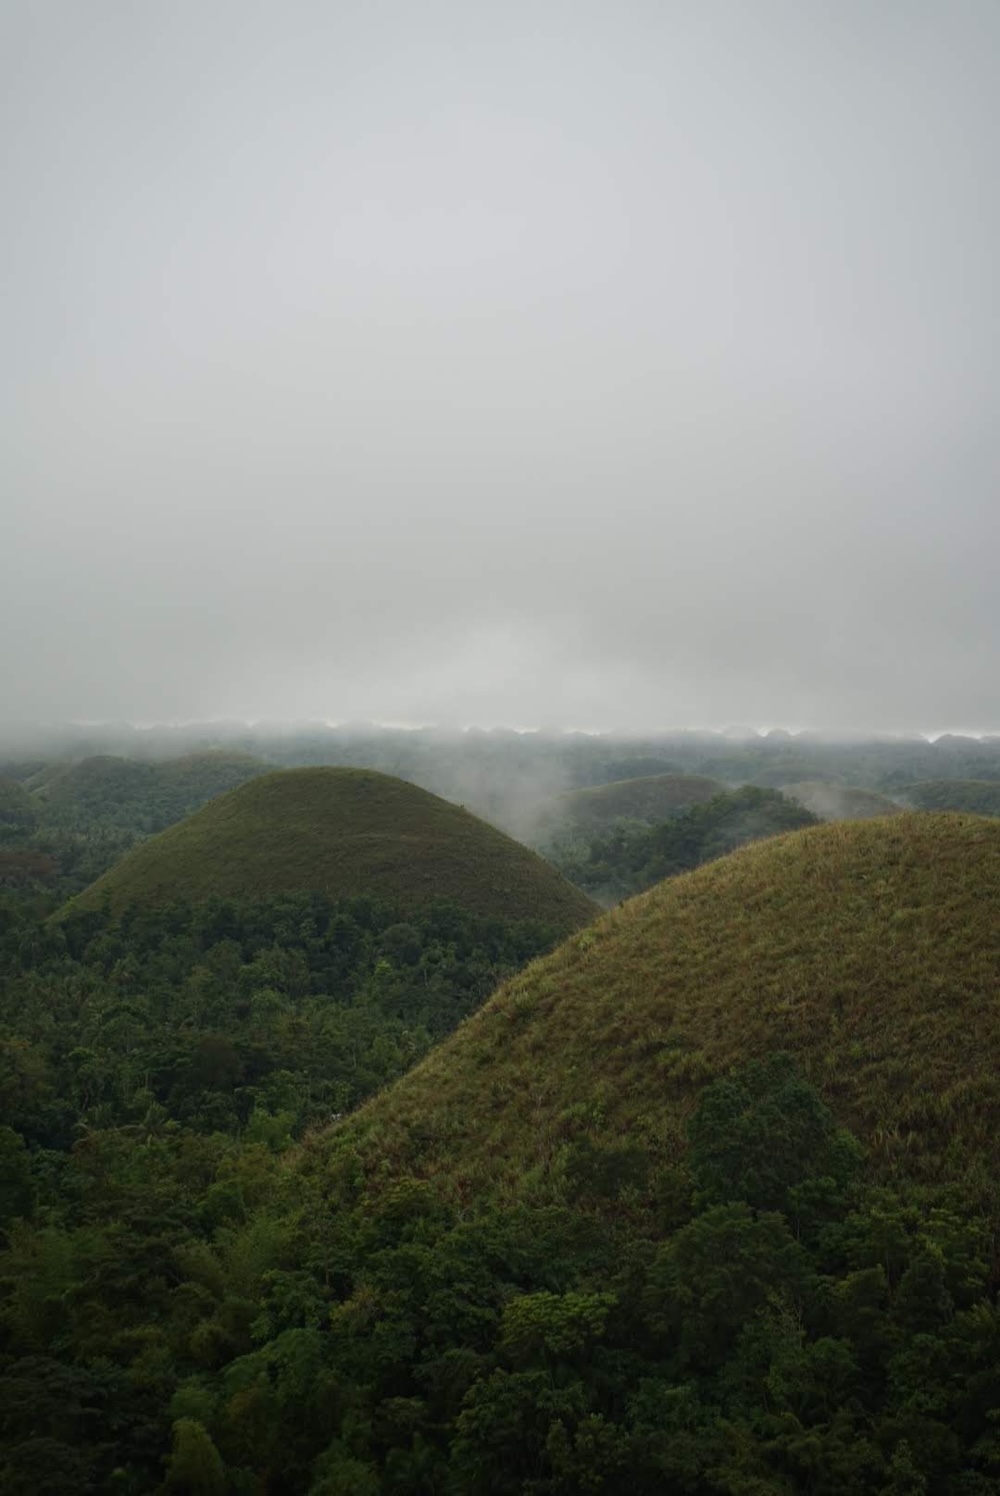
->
539, 773, 726, 837
327, 813, 1000, 1197
61, 768, 598, 932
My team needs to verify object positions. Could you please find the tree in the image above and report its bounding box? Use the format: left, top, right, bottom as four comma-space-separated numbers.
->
162, 1418, 226, 1495
686, 1053, 862, 1224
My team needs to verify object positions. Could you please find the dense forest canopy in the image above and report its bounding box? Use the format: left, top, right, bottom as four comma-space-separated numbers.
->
1, 727, 999, 1491
544, 786, 821, 903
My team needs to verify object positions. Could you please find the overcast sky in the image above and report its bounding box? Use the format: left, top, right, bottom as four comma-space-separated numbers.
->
2, 1, 998, 732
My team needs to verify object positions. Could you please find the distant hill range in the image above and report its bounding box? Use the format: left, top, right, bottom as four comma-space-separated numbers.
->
62, 767, 598, 933
900, 780, 1000, 816
537, 773, 726, 839
779, 780, 904, 821
546, 784, 818, 904
26, 750, 270, 830
325, 813, 1000, 1200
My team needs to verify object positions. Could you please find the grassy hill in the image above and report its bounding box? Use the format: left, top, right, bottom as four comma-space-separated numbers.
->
780, 779, 903, 821
543, 773, 726, 835
902, 779, 1000, 816
63, 767, 598, 931
9, 810, 1000, 1490
327, 813, 1000, 1197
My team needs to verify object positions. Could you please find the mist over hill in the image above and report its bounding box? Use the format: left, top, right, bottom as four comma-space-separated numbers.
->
779, 781, 904, 822
3, 0, 1000, 1484
3, 720, 999, 842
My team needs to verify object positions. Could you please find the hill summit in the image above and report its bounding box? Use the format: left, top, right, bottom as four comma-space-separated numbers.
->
63, 767, 598, 932
332, 812, 1000, 1197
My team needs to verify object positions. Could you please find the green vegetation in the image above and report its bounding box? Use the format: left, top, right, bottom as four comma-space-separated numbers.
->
553, 785, 817, 901
541, 772, 726, 837
2, 746, 1000, 1493
902, 780, 1000, 816
0, 752, 273, 901
780, 780, 904, 821
4, 1031, 1000, 1490
0, 776, 37, 838
0, 887, 569, 1491
5, 724, 1000, 859
1, 892, 563, 1148
30, 751, 270, 831
63, 769, 597, 934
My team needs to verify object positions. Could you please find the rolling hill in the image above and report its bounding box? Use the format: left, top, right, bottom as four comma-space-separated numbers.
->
538, 772, 726, 838
62, 767, 598, 931
548, 784, 817, 903
780, 779, 903, 821
901, 779, 1000, 816
30, 750, 270, 828
328, 813, 1000, 1197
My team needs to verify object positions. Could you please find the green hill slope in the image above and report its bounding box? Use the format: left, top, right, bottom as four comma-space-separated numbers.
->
902, 779, 1000, 816
780, 780, 903, 821
331, 813, 1000, 1196
63, 767, 598, 931
544, 772, 726, 834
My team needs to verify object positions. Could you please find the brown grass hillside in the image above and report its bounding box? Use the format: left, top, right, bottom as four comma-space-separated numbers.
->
320, 814, 1000, 1200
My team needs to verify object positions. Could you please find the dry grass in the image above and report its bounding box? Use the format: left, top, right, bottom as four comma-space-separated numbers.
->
320, 814, 1000, 1200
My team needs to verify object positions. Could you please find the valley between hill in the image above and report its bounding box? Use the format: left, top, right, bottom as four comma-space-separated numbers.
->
2, 739, 1000, 1492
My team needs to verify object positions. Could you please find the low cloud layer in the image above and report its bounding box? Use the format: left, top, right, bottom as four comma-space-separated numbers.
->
3, 1, 998, 731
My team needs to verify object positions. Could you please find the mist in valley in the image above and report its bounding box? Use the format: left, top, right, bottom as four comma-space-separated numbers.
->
4, 11, 1000, 1485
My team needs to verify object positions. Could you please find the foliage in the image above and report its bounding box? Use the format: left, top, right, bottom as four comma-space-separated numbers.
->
538, 773, 726, 841
2, 1051, 1000, 1493
551, 786, 818, 899
0, 753, 272, 900
1, 767, 999, 1492
0, 892, 562, 1147
28, 752, 270, 833
0, 778, 37, 841
902, 781, 1000, 816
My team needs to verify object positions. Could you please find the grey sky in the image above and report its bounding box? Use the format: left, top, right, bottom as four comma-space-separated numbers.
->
3, 1, 998, 732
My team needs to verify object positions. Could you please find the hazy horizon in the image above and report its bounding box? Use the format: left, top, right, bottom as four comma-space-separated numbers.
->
3, 715, 998, 744
3, 2, 998, 731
